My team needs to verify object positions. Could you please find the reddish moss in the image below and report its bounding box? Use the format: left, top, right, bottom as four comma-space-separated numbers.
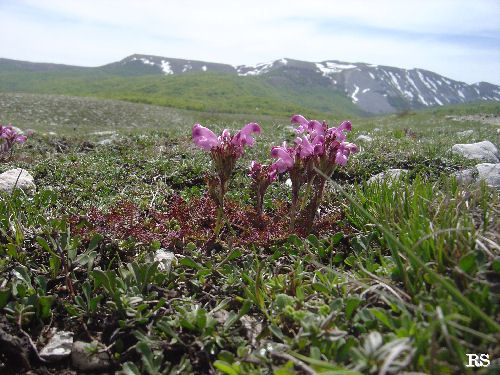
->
69, 194, 348, 251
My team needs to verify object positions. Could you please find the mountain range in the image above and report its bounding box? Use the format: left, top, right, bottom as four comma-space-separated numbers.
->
1, 54, 499, 116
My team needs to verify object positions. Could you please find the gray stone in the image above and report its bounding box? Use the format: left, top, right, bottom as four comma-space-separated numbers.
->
213, 309, 230, 325
154, 249, 177, 271
356, 135, 373, 143
367, 169, 408, 186
453, 163, 500, 189
240, 315, 263, 347
11, 126, 24, 135
450, 141, 499, 163
476, 163, 500, 188
39, 330, 73, 362
452, 168, 476, 185
457, 130, 473, 137
90, 130, 116, 136
97, 138, 114, 145
71, 341, 112, 372
0, 168, 36, 194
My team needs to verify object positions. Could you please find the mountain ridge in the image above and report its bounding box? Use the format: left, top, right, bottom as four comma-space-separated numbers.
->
1, 54, 499, 116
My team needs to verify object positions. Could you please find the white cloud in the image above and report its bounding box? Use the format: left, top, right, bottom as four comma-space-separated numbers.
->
0, 0, 499, 84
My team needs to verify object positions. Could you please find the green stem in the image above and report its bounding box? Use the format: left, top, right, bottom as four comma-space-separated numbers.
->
299, 176, 315, 212
289, 197, 297, 232
221, 208, 239, 244
214, 205, 223, 238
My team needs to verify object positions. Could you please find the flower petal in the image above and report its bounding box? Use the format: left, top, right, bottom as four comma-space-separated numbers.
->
268, 162, 278, 182
334, 142, 358, 165
233, 122, 261, 147
192, 124, 220, 151
299, 136, 314, 158
291, 115, 309, 134
343, 142, 358, 154
270, 146, 294, 172
338, 121, 352, 132
291, 114, 308, 126
312, 135, 325, 155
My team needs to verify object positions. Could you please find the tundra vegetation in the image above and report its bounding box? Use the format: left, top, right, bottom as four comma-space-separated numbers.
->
0, 92, 498, 374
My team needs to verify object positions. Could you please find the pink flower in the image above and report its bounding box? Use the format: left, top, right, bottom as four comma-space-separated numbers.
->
249, 161, 278, 183
0, 125, 28, 159
270, 142, 295, 173
326, 120, 351, 141
249, 160, 278, 217
298, 136, 314, 158
291, 115, 323, 136
233, 122, 260, 148
332, 141, 358, 166
193, 122, 261, 154
192, 124, 220, 151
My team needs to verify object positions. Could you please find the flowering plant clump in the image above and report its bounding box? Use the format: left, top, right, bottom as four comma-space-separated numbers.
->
0, 125, 28, 161
193, 115, 356, 237
193, 122, 260, 236
271, 115, 357, 232
248, 161, 277, 219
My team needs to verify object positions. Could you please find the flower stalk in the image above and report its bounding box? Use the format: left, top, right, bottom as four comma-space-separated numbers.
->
271, 115, 357, 233
193, 122, 260, 237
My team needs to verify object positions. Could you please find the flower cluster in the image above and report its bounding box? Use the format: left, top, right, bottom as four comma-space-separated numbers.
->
248, 161, 277, 218
193, 115, 356, 237
271, 115, 357, 231
0, 125, 28, 161
193, 122, 261, 236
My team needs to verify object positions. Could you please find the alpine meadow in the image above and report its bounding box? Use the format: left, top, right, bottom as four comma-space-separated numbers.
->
0, 53, 499, 375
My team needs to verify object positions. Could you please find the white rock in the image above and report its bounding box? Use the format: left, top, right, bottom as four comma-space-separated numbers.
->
457, 130, 473, 137
90, 130, 116, 136
240, 315, 263, 347
368, 169, 408, 186
71, 341, 112, 372
452, 168, 476, 185
39, 330, 73, 362
154, 249, 177, 271
0, 168, 36, 194
453, 163, 500, 189
450, 141, 499, 163
356, 135, 373, 143
11, 126, 24, 135
97, 138, 114, 145
476, 163, 500, 188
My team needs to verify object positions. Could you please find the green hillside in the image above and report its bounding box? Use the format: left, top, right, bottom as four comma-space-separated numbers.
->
0, 69, 365, 117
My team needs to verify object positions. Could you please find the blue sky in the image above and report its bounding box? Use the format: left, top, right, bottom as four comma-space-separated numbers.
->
1, 0, 499, 85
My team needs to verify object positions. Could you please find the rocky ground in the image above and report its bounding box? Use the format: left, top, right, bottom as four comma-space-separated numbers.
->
446, 113, 500, 126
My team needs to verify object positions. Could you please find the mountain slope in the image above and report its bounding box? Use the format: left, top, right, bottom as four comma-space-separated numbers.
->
0, 54, 499, 116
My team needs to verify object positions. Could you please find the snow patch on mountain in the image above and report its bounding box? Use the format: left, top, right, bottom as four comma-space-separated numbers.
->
236, 61, 274, 76
161, 61, 173, 75
315, 61, 356, 77
351, 85, 360, 103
